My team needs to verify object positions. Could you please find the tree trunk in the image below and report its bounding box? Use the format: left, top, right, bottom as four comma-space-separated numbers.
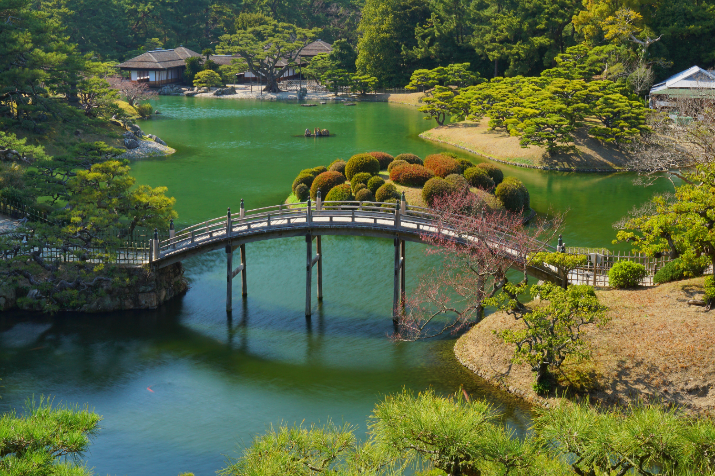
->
263, 75, 280, 93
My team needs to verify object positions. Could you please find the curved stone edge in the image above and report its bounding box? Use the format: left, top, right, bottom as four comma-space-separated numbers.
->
118, 139, 176, 161
419, 132, 623, 174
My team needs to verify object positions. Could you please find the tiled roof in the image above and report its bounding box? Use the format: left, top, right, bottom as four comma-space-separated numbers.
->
118, 47, 201, 70
299, 40, 332, 57
651, 66, 715, 95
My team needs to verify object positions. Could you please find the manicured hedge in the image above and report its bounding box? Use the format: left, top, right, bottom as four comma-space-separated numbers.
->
608, 261, 646, 288
382, 198, 399, 208
329, 159, 347, 176
312, 166, 328, 175
355, 188, 375, 202
394, 153, 423, 165
325, 183, 353, 202
292, 173, 314, 193
388, 160, 409, 173
300, 168, 321, 177
350, 172, 373, 192
353, 183, 367, 194
422, 177, 454, 206
457, 158, 475, 171
445, 173, 469, 191
368, 152, 394, 170
424, 154, 462, 178
653, 259, 705, 284
345, 153, 380, 180
494, 177, 529, 213
294, 183, 310, 201
367, 176, 385, 194
390, 164, 434, 187
375, 183, 399, 202
464, 167, 495, 190
476, 163, 504, 185
310, 171, 346, 200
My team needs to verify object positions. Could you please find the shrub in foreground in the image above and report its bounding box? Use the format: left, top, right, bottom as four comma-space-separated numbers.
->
325, 183, 353, 203
368, 151, 394, 169
457, 158, 475, 171
310, 171, 346, 200
345, 153, 380, 180
390, 164, 434, 187
375, 183, 399, 202
653, 259, 705, 284
136, 103, 154, 118
608, 261, 646, 288
445, 173, 469, 191
367, 176, 385, 195
353, 183, 366, 194
350, 172, 373, 192
355, 188, 375, 202
494, 177, 529, 212
294, 183, 310, 201
312, 165, 328, 175
477, 163, 504, 185
394, 153, 422, 165
387, 160, 408, 173
464, 167, 495, 190
705, 275, 715, 303
292, 173, 314, 193
424, 154, 462, 178
422, 177, 454, 206
328, 159, 347, 176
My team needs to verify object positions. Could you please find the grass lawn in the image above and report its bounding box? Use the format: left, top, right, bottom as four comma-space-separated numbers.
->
455, 276, 715, 415
421, 119, 631, 171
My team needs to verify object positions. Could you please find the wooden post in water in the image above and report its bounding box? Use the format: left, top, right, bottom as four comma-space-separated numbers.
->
226, 243, 233, 312
306, 233, 313, 316
393, 238, 404, 322
240, 243, 247, 296
400, 239, 406, 312
316, 235, 323, 301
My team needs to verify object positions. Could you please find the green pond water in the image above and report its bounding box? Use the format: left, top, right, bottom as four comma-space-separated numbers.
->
0, 97, 674, 476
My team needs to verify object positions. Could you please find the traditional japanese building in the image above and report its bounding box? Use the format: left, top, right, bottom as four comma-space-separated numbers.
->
649, 66, 715, 109
118, 47, 202, 87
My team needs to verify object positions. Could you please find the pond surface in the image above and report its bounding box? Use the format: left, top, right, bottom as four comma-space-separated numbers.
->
0, 97, 673, 476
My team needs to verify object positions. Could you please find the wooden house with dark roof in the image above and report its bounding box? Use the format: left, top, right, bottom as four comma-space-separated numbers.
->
118, 47, 201, 87
239, 40, 333, 83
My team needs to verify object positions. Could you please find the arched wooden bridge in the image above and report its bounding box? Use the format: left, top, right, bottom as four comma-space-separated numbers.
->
148, 195, 562, 317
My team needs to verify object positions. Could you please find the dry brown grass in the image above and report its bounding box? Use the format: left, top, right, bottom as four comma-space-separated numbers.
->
422, 119, 632, 171
455, 277, 715, 415
386, 92, 425, 107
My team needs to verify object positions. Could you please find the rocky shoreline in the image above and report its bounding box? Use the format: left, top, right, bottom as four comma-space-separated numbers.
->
157, 83, 385, 103
117, 122, 175, 160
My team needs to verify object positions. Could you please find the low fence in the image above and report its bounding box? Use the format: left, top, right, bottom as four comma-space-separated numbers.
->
567, 249, 674, 287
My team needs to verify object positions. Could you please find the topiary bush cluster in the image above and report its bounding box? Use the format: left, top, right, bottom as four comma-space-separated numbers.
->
376, 183, 400, 202
476, 163, 504, 185
325, 183, 353, 204
494, 177, 529, 213
345, 153, 380, 180
328, 159, 347, 176
394, 153, 422, 165
368, 152, 394, 170
310, 171, 346, 200
608, 261, 646, 288
653, 259, 706, 284
457, 158, 475, 171
292, 173, 314, 193
388, 160, 408, 173
367, 176, 385, 195
294, 183, 310, 201
422, 177, 454, 206
390, 164, 434, 187
350, 172, 373, 192
464, 167, 495, 190
445, 174, 469, 191
424, 154, 462, 178
355, 188, 375, 202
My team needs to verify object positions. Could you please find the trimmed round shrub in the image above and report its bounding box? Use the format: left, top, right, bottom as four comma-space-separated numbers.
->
445, 173, 469, 191
705, 275, 715, 303
653, 259, 705, 284
422, 177, 454, 207
464, 167, 495, 190
375, 183, 399, 202
368, 151, 394, 170
300, 168, 321, 177
353, 183, 367, 194
367, 176, 385, 195
328, 159, 346, 175
325, 183, 353, 203
608, 261, 646, 289
390, 164, 434, 187
294, 183, 310, 201
424, 154, 462, 178
292, 173, 314, 193
476, 163, 504, 185
312, 166, 328, 175
494, 177, 529, 213
394, 153, 423, 165
355, 188, 375, 202
382, 198, 399, 208
345, 153, 380, 180
350, 172, 373, 192
388, 160, 409, 173
310, 171, 346, 200
457, 158, 475, 171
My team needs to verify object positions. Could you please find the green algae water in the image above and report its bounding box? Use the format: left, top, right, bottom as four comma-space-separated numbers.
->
0, 97, 674, 476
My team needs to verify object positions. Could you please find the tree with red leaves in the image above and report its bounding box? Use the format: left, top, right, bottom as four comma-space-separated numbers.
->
396, 190, 561, 341
107, 77, 156, 107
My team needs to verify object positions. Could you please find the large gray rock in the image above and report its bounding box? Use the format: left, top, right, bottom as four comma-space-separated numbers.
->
122, 131, 135, 140
153, 136, 167, 146
124, 138, 140, 149
184, 91, 198, 97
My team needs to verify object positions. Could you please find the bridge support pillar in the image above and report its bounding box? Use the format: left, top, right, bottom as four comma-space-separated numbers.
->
227, 243, 247, 312
393, 238, 405, 323
306, 233, 323, 317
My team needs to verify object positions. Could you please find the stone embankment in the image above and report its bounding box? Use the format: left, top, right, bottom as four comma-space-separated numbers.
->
117, 122, 175, 160
0, 263, 188, 313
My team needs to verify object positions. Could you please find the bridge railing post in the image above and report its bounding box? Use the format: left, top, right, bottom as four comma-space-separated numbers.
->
226, 207, 232, 236
400, 191, 406, 215
240, 199, 245, 219
169, 219, 175, 249
306, 198, 312, 224
316, 191, 322, 212
152, 228, 159, 261
394, 200, 401, 228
